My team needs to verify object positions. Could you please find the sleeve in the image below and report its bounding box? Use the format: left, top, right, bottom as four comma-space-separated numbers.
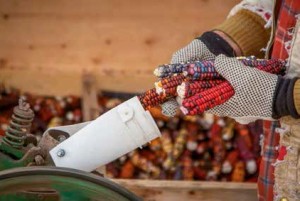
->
214, 0, 273, 58
228, 0, 273, 21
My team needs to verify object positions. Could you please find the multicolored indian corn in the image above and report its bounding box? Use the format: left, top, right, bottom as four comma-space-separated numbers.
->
154, 75, 186, 96
177, 80, 224, 99
139, 57, 286, 114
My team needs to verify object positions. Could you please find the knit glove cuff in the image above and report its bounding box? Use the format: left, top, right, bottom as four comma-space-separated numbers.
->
273, 78, 300, 119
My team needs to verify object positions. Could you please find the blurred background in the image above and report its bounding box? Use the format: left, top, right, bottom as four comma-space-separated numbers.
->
0, 0, 264, 184
0, 0, 238, 95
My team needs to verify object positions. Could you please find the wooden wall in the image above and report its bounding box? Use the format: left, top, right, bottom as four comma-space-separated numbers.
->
0, 0, 239, 96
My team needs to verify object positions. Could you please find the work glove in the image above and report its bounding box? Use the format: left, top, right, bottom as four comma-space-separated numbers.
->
161, 32, 235, 117
170, 38, 216, 64
194, 55, 298, 124
206, 55, 278, 124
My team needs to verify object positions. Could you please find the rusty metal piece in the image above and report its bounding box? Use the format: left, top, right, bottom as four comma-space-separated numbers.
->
36, 129, 69, 165
57, 135, 66, 142
0, 123, 71, 170
24, 134, 38, 147
3, 97, 34, 149
34, 155, 45, 166
0, 126, 76, 170
0, 97, 43, 170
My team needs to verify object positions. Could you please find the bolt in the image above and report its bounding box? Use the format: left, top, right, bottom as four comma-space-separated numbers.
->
34, 155, 44, 165
57, 149, 65, 157
58, 135, 67, 142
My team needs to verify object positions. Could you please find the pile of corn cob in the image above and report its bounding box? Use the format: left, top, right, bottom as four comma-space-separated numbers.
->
138, 57, 286, 115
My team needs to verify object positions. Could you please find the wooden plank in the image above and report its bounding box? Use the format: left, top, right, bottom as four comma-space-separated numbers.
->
113, 179, 257, 201
0, 0, 239, 95
81, 72, 102, 121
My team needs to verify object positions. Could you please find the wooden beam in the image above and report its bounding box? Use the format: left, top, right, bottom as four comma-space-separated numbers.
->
81, 72, 101, 121
113, 179, 257, 201
81, 72, 106, 175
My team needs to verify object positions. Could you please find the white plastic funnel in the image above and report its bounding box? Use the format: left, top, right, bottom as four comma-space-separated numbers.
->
49, 96, 161, 172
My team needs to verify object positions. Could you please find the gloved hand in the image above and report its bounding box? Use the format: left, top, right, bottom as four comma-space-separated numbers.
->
206, 55, 278, 124
184, 54, 299, 124
161, 40, 214, 116
161, 32, 235, 117
170, 38, 216, 64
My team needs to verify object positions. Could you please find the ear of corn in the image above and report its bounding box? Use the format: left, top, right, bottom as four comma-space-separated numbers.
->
139, 57, 286, 113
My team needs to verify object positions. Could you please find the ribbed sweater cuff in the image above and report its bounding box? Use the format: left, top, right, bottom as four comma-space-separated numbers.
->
293, 79, 300, 116
214, 9, 271, 58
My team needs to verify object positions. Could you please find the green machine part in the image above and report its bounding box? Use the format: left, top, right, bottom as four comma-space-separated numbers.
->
0, 97, 38, 171
0, 166, 142, 201
0, 142, 39, 170
0, 99, 142, 200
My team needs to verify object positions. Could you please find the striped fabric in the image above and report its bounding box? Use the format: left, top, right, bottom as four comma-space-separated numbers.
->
258, 121, 280, 201
258, 0, 300, 200
272, 0, 300, 60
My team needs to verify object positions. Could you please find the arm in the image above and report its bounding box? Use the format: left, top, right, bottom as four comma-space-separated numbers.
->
171, 0, 272, 63
162, 2, 273, 117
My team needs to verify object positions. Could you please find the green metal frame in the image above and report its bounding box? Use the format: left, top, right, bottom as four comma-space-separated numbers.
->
0, 167, 142, 201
